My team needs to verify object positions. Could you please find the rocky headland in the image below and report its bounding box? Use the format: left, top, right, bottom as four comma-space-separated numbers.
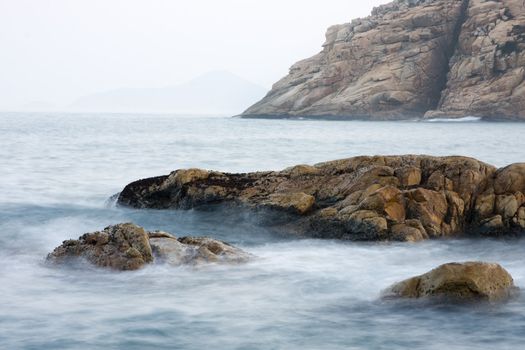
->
117, 155, 525, 242
242, 0, 525, 121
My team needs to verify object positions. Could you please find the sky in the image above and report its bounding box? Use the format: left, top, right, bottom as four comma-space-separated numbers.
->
0, 0, 389, 110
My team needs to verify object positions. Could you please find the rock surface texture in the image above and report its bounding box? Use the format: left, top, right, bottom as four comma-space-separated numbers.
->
118, 156, 525, 241
47, 223, 251, 270
384, 262, 517, 302
241, 0, 525, 120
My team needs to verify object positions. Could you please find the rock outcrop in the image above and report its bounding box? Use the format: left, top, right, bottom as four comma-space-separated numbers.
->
425, 0, 525, 120
383, 262, 517, 302
47, 223, 251, 270
241, 0, 525, 121
117, 156, 525, 241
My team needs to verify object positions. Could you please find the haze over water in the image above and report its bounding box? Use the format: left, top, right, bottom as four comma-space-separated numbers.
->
1, 112, 525, 349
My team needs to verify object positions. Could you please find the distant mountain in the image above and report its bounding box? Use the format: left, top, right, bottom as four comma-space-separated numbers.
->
68, 71, 267, 114
15, 101, 57, 112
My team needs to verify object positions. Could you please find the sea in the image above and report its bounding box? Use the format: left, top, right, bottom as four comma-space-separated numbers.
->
1, 112, 524, 349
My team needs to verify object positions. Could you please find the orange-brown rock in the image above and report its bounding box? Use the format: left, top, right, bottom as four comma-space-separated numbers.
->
118, 155, 525, 241
46, 223, 154, 270
383, 262, 517, 302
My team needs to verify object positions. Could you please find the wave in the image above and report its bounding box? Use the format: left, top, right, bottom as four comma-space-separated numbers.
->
424, 116, 482, 123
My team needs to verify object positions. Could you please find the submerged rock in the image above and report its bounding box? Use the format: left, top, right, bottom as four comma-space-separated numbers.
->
118, 155, 525, 241
150, 235, 252, 266
383, 262, 517, 302
241, 0, 525, 121
47, 223, 251, 270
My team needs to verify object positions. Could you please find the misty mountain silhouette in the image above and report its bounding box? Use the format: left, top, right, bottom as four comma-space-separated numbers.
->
68, 71, 267, 114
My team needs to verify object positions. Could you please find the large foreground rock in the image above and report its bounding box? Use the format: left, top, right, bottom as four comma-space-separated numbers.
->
383, 262, 517, 302
47, 223, 251, 270
241, 0, 525, 121
117, 156, 525, 241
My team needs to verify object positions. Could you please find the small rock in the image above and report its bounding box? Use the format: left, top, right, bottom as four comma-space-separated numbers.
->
47, 223, 251, 270
47, 223, 153, 271
383, 262, 517, 303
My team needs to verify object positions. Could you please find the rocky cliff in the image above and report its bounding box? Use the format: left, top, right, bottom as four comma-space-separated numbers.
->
117, 156, 525, 242
242, 0, 525, 120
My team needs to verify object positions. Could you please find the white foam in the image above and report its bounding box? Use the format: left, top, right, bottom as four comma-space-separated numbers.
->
425, 116, 482, 123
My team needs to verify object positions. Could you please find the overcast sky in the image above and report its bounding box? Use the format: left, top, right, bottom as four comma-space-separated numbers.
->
0, 0, 389, 110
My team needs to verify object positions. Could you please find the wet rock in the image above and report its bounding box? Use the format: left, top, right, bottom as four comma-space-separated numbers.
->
150, 235, 252, 266
391, 220, 428, 242
118, 155, 525, 241
384, 262, 517, 302
480, 215, 505, 235
47, 223, 251, 270
47, 223, 153, 270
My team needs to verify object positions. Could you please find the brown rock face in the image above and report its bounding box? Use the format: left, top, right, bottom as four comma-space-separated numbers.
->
117, 155, 525, 241
426, 0, 525, 120
47, 223, 251, 270
241, 0, 525, 121
384, 262, 517, 302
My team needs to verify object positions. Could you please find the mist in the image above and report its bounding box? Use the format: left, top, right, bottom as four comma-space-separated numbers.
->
0, 0, 390, 112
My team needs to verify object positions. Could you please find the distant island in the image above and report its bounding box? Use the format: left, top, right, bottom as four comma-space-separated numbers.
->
241, 0, 525, 121
69, 71, 266, 114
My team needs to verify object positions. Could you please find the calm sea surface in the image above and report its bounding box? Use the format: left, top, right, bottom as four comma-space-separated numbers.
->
1, 112, 525, 349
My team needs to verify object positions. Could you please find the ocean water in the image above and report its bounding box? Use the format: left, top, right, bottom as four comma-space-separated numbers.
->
1, 112, 525, 349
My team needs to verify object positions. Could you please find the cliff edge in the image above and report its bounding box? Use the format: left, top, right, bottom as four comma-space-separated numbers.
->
242, 0, 525, 121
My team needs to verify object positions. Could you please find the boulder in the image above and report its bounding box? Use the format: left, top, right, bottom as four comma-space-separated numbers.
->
117, 155, 525, 241
47, 223, 251, 270
47, 223, 153, 270
384, 262, 517, 302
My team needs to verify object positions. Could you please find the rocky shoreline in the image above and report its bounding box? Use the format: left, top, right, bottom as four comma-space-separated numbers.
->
117, 155, 525, 242
45, 154, 525, 304
241, 0, 525, 121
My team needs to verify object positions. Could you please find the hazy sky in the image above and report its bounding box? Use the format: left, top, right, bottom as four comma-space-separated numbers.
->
0, 0, 389, 110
